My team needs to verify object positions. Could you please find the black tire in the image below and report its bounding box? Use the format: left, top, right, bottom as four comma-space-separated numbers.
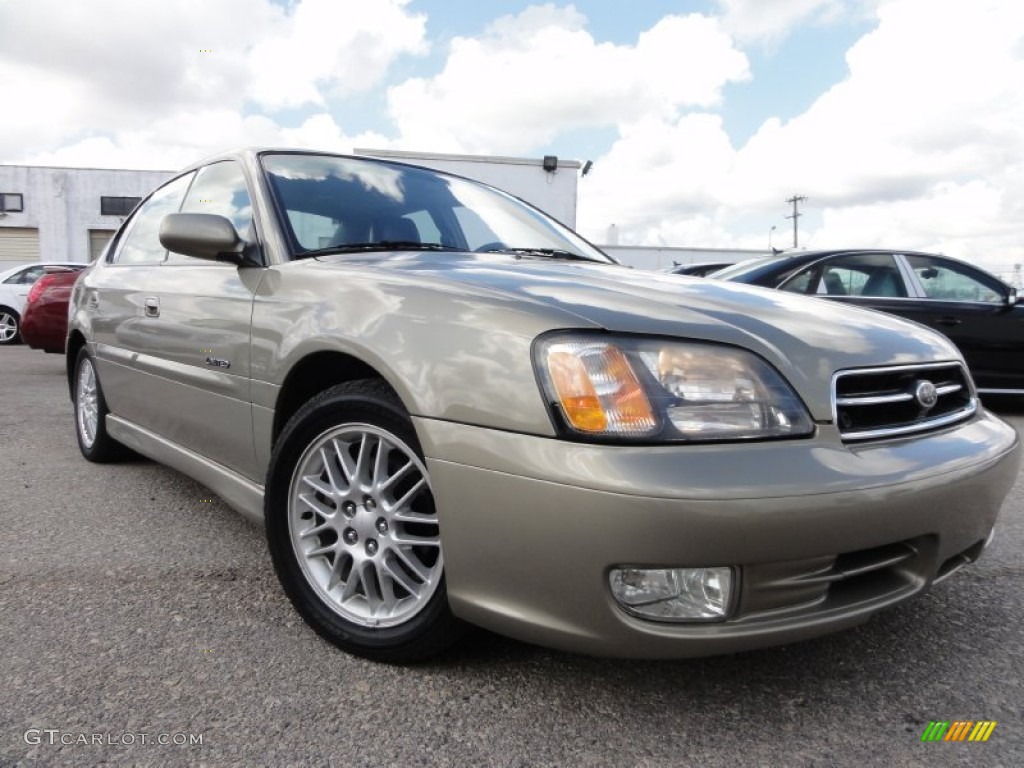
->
0, 307, 20, 345
72, 347, 132, 462
265, 379, 465, 663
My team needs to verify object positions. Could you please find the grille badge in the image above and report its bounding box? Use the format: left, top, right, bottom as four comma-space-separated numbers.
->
914, 380, 938, 410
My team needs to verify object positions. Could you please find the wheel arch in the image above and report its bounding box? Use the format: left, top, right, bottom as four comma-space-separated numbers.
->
271, 350, 407, 447
66, 330, 88, 398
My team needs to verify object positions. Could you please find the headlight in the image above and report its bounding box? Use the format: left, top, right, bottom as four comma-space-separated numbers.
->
534, 334, 813, 442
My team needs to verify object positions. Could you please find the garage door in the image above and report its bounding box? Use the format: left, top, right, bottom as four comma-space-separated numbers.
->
89, 229, 116, 261
0, 227, 40, 264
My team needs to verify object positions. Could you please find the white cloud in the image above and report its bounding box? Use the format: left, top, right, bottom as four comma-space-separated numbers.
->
246, 0, 428, 110
0, 0, 425, 163
580, 0, 1024, 269
386, 5, 749, 153
4, 0, 1024, 273
578, 114, 736, 240
15, 112, 390, 171
716, 0, 876, 44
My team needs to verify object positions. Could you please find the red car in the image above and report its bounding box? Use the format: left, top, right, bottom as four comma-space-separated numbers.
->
20, 267, 85, 353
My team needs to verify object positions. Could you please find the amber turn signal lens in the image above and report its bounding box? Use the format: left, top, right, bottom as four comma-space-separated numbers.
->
545, 344, 655, 434
546, 350, 607, 432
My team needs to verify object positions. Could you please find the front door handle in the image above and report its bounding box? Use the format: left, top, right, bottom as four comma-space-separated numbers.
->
144, 297, 160, 318
935, 316, 962, 327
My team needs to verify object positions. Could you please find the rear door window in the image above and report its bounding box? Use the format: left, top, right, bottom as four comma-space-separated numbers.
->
816, 253, 908, 297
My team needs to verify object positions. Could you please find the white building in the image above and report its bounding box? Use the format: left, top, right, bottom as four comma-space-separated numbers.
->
0, 149, 582, 267
0, 165, 174, 266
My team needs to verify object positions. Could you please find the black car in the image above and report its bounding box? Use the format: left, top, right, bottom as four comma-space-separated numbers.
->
714, 249, 1022, 394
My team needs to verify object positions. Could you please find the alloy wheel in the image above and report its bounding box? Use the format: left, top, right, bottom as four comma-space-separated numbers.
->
288, 423, 443, 628
76, 357, 99, 448
0, 312, 17, 342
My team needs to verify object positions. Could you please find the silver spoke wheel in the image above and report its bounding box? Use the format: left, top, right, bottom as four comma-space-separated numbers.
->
0, 312, 16, 342
288, 423, 442, 628
76, 357, 100, 448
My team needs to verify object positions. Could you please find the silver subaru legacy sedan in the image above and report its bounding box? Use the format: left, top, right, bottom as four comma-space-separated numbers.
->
67, 149, 1020, 662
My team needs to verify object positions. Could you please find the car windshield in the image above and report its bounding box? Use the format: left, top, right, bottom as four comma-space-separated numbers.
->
260, 153, 613, 263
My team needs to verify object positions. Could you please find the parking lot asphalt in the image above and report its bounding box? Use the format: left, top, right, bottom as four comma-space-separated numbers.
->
0, 345, 1022, 767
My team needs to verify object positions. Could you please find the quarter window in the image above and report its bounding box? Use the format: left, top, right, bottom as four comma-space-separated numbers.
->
112, 174, 194, 264
906, 255, 1004, 303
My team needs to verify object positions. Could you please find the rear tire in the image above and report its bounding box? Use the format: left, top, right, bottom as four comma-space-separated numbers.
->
266, 380, 465, 662
0, 308, 20, 345
73, 347, 131, 462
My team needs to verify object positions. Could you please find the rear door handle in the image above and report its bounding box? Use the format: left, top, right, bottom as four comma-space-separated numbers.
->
935, 316, 962, 327
144, 297, 160, 318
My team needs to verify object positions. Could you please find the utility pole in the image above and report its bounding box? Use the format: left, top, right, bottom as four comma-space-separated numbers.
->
785, 195, 807, 248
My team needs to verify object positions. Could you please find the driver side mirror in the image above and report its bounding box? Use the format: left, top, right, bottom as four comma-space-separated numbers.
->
1008, 287, 1018, 306
159, 213, 248, 265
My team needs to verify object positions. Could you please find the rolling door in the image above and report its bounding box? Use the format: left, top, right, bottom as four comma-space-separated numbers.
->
89, 229, 116, 261
0, 227, 40, 264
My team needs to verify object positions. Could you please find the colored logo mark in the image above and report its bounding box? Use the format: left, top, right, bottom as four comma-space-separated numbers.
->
920, 721, 997, 742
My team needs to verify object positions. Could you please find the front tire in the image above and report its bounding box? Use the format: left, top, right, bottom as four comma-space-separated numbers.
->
73, 347, 130, 462
265, 380, 464, 662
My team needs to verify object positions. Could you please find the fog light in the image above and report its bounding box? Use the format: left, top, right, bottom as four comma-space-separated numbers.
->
609, 566, 733, 622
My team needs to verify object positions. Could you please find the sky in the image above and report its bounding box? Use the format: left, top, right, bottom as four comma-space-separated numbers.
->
1, 0, 1023, 273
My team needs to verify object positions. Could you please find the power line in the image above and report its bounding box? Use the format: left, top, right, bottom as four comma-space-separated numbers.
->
785, 195, 807, 248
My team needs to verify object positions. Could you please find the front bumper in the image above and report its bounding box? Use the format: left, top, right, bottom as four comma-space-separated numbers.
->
415, 411, 1020, 658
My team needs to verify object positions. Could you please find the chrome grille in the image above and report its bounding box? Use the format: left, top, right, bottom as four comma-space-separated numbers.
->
832, 362, 976, 441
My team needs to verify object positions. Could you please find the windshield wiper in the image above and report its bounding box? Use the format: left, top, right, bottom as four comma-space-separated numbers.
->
302, 241, 461, 257
480, 247, 596, 262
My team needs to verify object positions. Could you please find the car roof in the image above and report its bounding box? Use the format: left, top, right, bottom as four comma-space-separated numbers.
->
714, 248, 1008, 286
722, 248, 978, 272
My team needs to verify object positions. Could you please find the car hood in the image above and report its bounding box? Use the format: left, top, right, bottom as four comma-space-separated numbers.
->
313, 252, 962, 420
